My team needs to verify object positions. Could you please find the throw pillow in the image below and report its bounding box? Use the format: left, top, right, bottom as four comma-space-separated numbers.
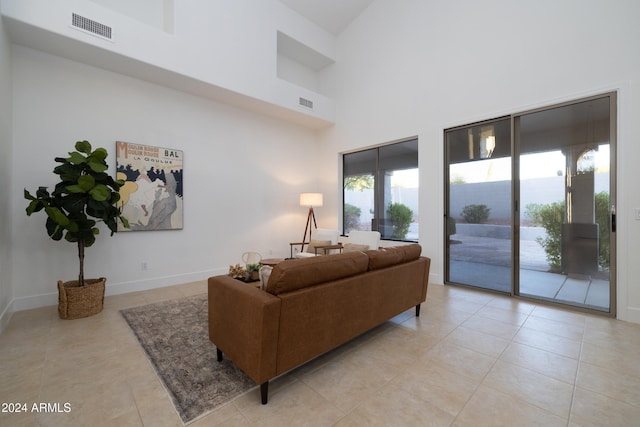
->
343, 243, 369, 253
305, 239, 332, 254
259, 265, 273, 290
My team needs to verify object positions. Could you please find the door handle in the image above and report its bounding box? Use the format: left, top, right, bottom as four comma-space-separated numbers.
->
611, 205, 616, 233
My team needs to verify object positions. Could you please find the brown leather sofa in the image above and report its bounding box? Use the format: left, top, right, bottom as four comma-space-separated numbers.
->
208, 244, 430, 404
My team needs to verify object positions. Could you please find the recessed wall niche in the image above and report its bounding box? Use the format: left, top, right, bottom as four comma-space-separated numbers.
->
89, 0, 174, 33
277, 31, 335, 96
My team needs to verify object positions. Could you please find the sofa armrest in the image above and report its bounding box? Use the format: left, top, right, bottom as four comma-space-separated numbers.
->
208, 275, 281, 385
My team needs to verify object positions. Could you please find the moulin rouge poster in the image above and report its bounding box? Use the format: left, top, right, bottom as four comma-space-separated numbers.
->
116, 142, 183, 231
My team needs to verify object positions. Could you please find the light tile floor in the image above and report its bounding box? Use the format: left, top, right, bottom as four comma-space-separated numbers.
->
1, 281, 640, 426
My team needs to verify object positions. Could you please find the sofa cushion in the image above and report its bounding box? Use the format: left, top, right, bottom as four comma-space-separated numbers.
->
400, 243, 422, 262
305, 239, 332, 254
266, 251, 369, 295
366, 247, 404, 270
343, 243, 369, 253
366, 244, 422, 270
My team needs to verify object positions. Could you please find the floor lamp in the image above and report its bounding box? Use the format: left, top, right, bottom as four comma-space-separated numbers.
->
299, 192, 323, 251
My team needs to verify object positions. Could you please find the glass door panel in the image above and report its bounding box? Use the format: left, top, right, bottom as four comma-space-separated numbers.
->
445, 118, 512, 293
517, 97, 613, 312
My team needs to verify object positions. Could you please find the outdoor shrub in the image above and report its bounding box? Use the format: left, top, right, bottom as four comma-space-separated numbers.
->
387, 202, 413, 239
344, 203, 362, 233
595, 191, 610, 271
461, 204, 490, 224
448, 216, 457, 235
526, 192, 610, 273
526, 201, 564, 271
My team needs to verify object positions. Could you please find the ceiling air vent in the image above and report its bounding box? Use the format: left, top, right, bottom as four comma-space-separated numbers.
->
71, 13, 113, 41
299, 97, 313, 109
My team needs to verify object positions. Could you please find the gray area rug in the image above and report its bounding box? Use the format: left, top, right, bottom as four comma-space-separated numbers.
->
120, 293, 256, 424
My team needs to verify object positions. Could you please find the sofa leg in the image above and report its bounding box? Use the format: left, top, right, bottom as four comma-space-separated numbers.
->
261, 382, 269, 404
216, 348, 223, 362
415, 304, 421, 317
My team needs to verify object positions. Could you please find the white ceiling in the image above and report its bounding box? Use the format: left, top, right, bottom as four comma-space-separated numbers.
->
278, 0, 374, 35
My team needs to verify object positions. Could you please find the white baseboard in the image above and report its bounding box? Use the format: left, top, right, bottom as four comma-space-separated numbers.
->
7, 268, 227, 315
623, 306, 640, 324
0, 300, 14, 335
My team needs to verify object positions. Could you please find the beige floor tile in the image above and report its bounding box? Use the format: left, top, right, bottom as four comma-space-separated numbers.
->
483, 359, 574, 418
440, 298, 486, 315
443, 325, 511, 358
453, 384, 567, 427
191, 402, 250, 426
2, 283, 640, 426
335, 382, 455, 426
500, 341, 578, 384
523, 315, 585, 341
475, 305, 530, 326
422, 341, 496, 381
530, 305, 588, 327
420, 303, 475, 326
514, 326, 581, 359
298, 356, 390, 412
576, 361, 640, 407
460, 314, 522, 340
234, 379, 345, 427
485, 296, 536, 314
580, 341, 640, 379
570, 386, 640, 427
390, 363, 478, 417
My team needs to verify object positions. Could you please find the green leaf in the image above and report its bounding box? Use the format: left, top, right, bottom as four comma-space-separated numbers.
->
66, 220, 79, 233
46, 218, 64, 240
87, 161, 108, 173
25, 200, 43, 215
91, 147, 108, 162
78, 175, 95, 191
75, 140, 92, 154
67, 175, 96, 193
24, 189, 35, 200
67, 151, 87, 165
89, 184, 110, 201
45, 206, 70, 227
35, 187, 50, 199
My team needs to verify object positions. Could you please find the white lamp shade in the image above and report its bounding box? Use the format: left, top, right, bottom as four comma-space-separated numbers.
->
300, 192, 323, 207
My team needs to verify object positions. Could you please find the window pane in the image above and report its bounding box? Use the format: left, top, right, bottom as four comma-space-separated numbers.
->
343, 138, 419, 241
344, 174, 374, 233
383, 168, 419, 241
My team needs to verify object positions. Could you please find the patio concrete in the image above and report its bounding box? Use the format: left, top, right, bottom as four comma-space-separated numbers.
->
449, 234, 610, 312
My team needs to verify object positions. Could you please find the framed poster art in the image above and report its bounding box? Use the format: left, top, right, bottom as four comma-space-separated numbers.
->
115, 141, 183, 231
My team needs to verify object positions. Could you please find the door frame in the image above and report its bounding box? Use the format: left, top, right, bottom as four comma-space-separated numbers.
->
444, 92, 617, 317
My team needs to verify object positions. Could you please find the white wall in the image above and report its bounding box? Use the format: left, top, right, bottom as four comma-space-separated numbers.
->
1, 0, 336, 125
0, 16, 14, 331
10, 45, 320, 310
318, 0, 640, 322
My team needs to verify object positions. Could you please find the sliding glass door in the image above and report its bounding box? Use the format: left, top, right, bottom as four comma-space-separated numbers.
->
445, 94, 616, 314
445, 118, 512, 293
517, 96, 614, 312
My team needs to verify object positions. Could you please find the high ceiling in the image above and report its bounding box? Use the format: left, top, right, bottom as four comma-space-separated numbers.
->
278, 0, 374, 35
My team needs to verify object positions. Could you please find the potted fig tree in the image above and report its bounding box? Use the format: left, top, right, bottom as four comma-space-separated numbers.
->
24, 140, 129, 319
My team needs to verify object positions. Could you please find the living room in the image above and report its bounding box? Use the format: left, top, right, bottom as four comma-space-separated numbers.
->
1, 0, 640, 424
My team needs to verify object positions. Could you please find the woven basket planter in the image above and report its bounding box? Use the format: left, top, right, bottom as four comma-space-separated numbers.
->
57, 277, 106, 320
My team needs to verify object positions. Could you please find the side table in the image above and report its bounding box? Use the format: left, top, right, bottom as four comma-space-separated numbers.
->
261, 258, 285, 267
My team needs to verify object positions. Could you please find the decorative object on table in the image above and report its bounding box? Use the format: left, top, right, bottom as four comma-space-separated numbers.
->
242, 251, 262, 268
246, 263, 261, 281
228, 263, 245, 279
24, 140, 129, 319
259, 265, 273, 290
120, 293, 255, 424
291, 228, 340, 258
115, 141, 183, 231
298, 192, 323, 252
